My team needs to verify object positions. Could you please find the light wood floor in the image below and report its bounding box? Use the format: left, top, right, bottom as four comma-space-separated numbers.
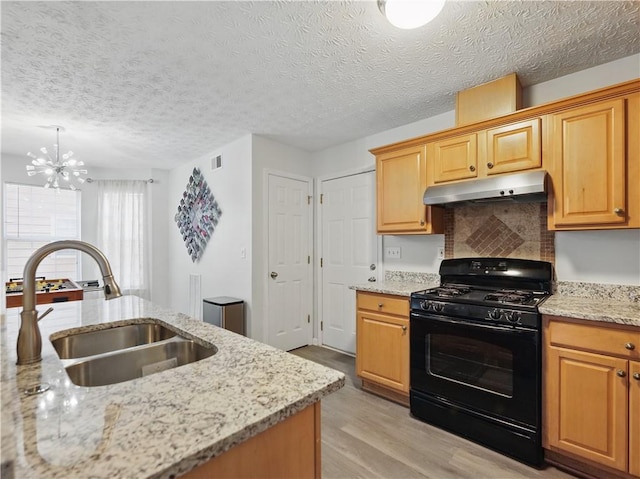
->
290, 346, 576, 479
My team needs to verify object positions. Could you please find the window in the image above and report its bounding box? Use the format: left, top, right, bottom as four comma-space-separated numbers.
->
4, 183, 81, 281
97, 180, 149, 298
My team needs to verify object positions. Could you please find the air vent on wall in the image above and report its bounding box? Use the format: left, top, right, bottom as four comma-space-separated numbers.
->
211, 154, 222, 170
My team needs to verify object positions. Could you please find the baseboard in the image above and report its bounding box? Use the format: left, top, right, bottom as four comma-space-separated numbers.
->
544, 449, 635, 479
361, 379, 409, 407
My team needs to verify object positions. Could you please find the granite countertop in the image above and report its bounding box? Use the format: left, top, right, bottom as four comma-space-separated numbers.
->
350, 276, 639, 328
540, 295, 640, 327
349, 280, 439, 297
1, 296, 345, 479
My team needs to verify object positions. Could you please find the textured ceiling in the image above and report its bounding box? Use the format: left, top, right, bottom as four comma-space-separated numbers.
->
2, 1, 639, 170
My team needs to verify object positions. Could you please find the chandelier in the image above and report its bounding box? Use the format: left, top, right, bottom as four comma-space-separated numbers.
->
25, 126, 87, 190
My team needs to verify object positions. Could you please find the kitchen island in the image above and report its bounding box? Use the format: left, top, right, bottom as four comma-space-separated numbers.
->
0, 296, 345, 479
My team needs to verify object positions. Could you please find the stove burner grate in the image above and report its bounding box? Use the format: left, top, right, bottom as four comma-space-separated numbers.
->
484, 289, 535, 304
428, 285, 471, 297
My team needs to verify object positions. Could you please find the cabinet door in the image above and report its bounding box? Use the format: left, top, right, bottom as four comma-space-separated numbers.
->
546, 346, 628, 472
630, 361, 640, 477
376, 145, 436, 234
356, 310, 409, 393
550, 99, 626, 227
486, 118, 541, 175
430, 133, 478, 183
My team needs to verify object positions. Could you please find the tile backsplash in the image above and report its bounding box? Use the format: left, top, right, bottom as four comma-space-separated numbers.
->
444, 202, 554, 263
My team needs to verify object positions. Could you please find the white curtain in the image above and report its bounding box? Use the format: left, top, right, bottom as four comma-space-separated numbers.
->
96, 180, 150, 299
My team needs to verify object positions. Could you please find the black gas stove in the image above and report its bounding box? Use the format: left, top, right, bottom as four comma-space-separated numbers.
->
411, 257, 552, 328
409, 257, 553, 467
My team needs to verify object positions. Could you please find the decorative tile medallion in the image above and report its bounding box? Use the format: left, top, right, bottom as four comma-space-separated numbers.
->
444, 203, 555, 262
464, 214, 525, 257
175, 167, 222, 262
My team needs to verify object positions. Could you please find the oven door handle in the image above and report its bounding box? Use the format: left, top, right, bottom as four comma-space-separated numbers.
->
410, 313, 536, 334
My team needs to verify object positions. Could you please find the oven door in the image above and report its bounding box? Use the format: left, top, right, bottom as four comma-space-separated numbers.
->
410, 312, 540, 428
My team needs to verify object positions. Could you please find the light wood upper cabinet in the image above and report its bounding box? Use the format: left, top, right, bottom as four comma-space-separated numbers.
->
544, 316, 640, 476
371, 79, 639, 233
356, 291, 410, 404
430, 133, 478, 183
547, 98, 627, 227
486, 118, 541, 175
426, 118, 542, 186
375, 144, 443, 234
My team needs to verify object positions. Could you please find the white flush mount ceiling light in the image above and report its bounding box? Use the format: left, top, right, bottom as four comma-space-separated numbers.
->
378, 0, 446, 29
25, 125, 87, 190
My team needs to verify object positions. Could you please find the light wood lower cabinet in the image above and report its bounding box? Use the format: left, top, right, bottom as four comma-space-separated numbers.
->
356, 291, 410, 406
181, 402, 321, 479
544, 316, 640, 478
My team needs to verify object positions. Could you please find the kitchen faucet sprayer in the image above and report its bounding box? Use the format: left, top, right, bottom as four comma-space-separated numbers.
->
17, 240, 122, 365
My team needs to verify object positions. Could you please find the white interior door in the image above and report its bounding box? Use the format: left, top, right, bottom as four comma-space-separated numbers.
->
321, 171, 376, 354
267, 173, 312, 351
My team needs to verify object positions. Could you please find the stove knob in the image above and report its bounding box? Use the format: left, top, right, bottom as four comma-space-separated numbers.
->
419, 300, 431, 311
505, 311, 521, 323
433, 302, 444, 313
488, 309, 501, 320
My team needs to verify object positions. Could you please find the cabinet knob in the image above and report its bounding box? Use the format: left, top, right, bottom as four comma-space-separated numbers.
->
401, 325, 407, 332
420, 219, 425, 226
270, 271, 278, 279
633, 373, 640, 380
616, 370, 626, 378
368, 276, 377, 282
614, 208, 624, 215
625, 343, 636, 350
487, 162, 494, 169
469, 165, 476, 172
378, 303, 383, 308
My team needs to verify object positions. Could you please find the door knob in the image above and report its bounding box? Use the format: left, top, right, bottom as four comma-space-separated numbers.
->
270, 271, 278, 279
368, 277, 377, 282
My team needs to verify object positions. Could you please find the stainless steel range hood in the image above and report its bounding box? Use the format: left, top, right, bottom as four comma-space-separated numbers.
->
423, 170, 548, 206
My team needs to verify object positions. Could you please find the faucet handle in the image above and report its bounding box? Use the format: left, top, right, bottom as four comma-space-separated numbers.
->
37, 307, 54, 322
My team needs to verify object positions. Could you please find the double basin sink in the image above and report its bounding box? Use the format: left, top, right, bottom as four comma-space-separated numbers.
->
51, 321, 217, 387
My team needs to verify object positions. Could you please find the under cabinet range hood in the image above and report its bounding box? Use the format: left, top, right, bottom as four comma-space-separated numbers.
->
423, 170, 548, 206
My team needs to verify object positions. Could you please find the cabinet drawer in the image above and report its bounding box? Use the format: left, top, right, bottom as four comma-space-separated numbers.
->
357, 292, 409, 317
547, 317, 640, 359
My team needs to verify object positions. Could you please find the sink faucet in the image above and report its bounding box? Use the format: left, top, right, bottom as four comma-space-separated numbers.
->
17, 240, 122, 365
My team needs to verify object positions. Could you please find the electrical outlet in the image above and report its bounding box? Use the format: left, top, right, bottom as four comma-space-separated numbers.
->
385, 246, 401, 259
437, 247, 445, 259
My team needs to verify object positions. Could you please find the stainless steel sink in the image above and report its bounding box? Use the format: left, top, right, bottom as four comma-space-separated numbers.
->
52, 322, 178, 359
63, 337, 217, 387
51, 321, 217, 387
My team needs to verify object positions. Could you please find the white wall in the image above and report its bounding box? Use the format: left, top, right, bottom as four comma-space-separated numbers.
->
166, 135, 253, 331
251, 135, 313, 341
311, 53, 640, 285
